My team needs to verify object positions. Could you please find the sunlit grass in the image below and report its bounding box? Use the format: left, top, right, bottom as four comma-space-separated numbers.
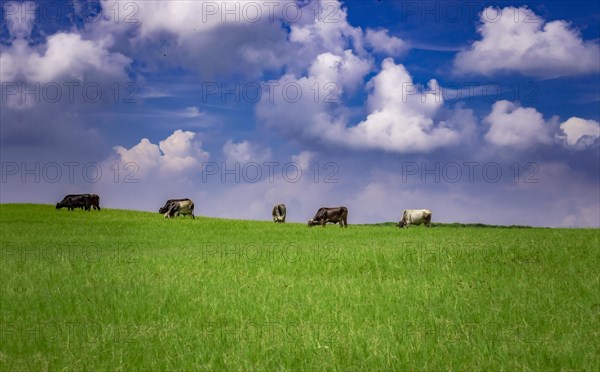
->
1, 204, 598, 370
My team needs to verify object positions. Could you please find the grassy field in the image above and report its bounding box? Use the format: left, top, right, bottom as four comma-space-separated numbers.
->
1, 204, 598, 370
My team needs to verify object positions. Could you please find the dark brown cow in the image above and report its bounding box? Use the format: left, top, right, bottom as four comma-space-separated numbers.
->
308, 206, 348, 228
56, 194, 100, 211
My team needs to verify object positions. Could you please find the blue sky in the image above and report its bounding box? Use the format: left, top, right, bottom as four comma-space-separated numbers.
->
1, 0, 599, 227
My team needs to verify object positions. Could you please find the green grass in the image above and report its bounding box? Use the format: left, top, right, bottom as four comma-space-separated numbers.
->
1, 204, 598, 370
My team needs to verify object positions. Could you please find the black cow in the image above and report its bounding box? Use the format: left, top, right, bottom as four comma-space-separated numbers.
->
161, 198, 195, 219
308, 206, 348, 228
56, 194, 99, 211
88, 194, 101, 210
272, 203, 286, 223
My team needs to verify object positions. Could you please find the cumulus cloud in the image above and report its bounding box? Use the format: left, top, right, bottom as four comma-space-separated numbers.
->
364, 29, 408, 56
559, 117, 600, 149
87, 0, 299, 78
0, 3, 130, 107
454, 6, 600, 77
309, 50, 372, 94
4, 1, 36, 39
222, 140, 271, 163
258, 57, 475, 153
1, 1, 129, 84
256, 48, 370, 140
27, 33, 130, 82
346, 59, 475, 152
291, 151, 317, 171
483, 102, 599, 151
288, 0, 365, 57
0, 2, 131, 153
483, 100, 555, 149
113, 130, 209, 177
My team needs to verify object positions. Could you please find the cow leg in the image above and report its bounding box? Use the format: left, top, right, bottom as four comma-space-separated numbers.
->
425, 215, 432, 227
321, 220, 326, 227
165, 205, 175, 218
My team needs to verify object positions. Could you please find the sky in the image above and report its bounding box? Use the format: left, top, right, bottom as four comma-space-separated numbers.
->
0, 0, 599, 227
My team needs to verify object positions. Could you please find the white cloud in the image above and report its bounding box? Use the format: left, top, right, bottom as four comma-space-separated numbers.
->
103, 0, 291, 37
26, 33, 130, 82
559, 117, 600, 149
89, 0, 298, 78
280, 0, 376, 77
222, 140, 271, 163
454, 6, 600, 77
347, 59, 474, 152
178, 107, 203, 118
0, 4, 131, 151
114, 138, 161, 174
291, 151, 317, 171
258, 57, 475, 153
484, 100, 555, 149
1, 2, 129, 84
364, 29, 408, 56
4, 1, 36, 39
114, 130, 209, 177
308, 50, 372, 94
289, 0, 364, 55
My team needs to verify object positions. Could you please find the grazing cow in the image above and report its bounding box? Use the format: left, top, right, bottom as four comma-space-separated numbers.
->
308, 206, 348, 228
56, 194, 98, 211
397, 209, 432, 228
163, 199, 195, 219
272, 203, 286, 223
159, 199, 191, 214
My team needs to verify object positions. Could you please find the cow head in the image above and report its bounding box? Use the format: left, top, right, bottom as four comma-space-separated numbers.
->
307, 219, 317, 227
397, 220, 406, 228
55, 203, 61, 209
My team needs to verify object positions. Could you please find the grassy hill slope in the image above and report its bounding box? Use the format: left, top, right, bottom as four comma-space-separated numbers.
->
1, 204, 598, 370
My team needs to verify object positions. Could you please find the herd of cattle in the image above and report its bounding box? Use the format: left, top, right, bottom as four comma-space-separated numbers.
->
55, 194, 432, 228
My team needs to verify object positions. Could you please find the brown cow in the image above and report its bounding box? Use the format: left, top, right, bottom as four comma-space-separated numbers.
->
308, 206, 348, 227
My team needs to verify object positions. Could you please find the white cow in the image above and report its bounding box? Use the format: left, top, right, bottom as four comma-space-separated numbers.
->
397, 209, 432, 228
